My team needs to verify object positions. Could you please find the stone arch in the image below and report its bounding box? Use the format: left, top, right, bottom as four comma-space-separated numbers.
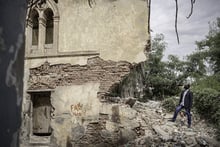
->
26, 0, 59, 19
25, 0, 59, 55
47, 0, 59, 18
44, 0, 59, 51
43, 0, 59, 51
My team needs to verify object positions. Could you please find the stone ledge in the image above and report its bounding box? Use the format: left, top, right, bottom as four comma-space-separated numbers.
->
29, 135, 51, 144
25, 50, 100, 59
27, 89, 55, 93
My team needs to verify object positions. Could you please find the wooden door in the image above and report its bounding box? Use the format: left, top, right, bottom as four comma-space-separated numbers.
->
32, 92, 52, 136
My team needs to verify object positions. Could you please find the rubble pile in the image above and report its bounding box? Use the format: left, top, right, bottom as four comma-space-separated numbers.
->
67, 98, 219, 147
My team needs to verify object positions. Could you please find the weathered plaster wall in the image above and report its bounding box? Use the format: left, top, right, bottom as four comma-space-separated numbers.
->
51, 83, 100, 146
52, 83, 100, 117
58, 0, 149, 63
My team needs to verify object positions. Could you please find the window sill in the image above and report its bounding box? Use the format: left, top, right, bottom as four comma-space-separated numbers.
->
44, 44, 53, 49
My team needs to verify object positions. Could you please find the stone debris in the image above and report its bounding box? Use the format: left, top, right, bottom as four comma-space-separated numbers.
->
152, 125, 171, 141
20, 96, 219, 146
66, 99, 219, 147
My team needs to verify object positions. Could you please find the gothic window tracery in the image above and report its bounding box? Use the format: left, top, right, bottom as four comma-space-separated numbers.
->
26, 0, 59, 55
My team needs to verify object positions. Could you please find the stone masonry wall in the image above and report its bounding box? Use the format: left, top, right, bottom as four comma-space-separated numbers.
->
28, 56, 132, 98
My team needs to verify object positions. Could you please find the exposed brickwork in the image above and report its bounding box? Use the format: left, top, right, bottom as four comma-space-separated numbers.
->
28, 56, 132, 98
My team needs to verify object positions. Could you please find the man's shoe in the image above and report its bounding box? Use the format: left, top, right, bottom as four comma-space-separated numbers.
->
187, 124, 191, 128
168, 119, 175, 122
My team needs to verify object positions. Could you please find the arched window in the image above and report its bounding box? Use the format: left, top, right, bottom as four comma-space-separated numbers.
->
31, 9, 39, 46
44, 8, 54, 44
25, 0, 59, 56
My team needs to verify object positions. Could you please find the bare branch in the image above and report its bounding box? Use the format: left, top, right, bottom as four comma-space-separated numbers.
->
175, 0, 180, 44
186, 0, 196, 19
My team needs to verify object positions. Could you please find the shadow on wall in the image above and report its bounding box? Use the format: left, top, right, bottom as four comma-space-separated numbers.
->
108, 61, 147, 100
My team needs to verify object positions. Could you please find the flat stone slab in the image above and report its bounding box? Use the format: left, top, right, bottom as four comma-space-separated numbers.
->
152, 125, 171, 141
184, 131, 197, 136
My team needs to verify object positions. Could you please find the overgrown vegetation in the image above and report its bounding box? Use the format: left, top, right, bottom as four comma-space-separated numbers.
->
148, 18, 220, 139
193, 83, 220, 140
191, 18, 220, 138
143, 34, 182, 101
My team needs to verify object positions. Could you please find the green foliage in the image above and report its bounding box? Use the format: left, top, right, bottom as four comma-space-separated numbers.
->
193, 74, 220, 91
166, 55, 188, 84
187, 18, 220, 140
146, 18, 220, 139
185, 52, 207, 78
196, 17, 220, 73
144, 17, 220, 138
144, 34, 181, 100
149, 34, 166, 62
162, 97, 178, 112
193, 88, 220, 119
192, 75, 220, 139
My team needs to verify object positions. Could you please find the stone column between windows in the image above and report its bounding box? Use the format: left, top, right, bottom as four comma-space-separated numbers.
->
53, 16, 59, 53
38, 17, 46, 54
25, 19, 33, 56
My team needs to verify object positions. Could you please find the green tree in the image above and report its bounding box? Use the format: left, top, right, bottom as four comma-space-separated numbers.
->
196, 17, 220, 73
166, 55, 186, 84
145, 34, 181, 100
185, 51, 206, 79
190, 18, 220, 140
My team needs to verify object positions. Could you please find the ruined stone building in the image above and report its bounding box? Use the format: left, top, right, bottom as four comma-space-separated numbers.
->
20, 0, 150, 146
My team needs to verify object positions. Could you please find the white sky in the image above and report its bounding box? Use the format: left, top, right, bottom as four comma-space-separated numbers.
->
151, 0, 220, 60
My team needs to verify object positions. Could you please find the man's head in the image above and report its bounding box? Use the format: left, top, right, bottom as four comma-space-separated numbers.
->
184, 84, 190, 90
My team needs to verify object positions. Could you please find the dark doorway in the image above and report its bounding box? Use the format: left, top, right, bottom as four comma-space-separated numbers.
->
31, 92, 52, 136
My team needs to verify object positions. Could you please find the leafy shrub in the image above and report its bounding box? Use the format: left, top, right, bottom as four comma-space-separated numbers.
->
193, 88, 220, 119
162, 97, 178, 112
193, 87, 220, 140
193, 74, 220, 91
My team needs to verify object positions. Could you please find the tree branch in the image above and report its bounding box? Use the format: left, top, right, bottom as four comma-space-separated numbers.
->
175, 0, 180, 44
186, 0, 196, 19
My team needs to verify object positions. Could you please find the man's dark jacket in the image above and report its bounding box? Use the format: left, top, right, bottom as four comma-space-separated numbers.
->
179, 89, 193, 109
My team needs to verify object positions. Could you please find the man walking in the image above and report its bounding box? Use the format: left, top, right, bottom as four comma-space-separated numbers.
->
170, 84, 193, 128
